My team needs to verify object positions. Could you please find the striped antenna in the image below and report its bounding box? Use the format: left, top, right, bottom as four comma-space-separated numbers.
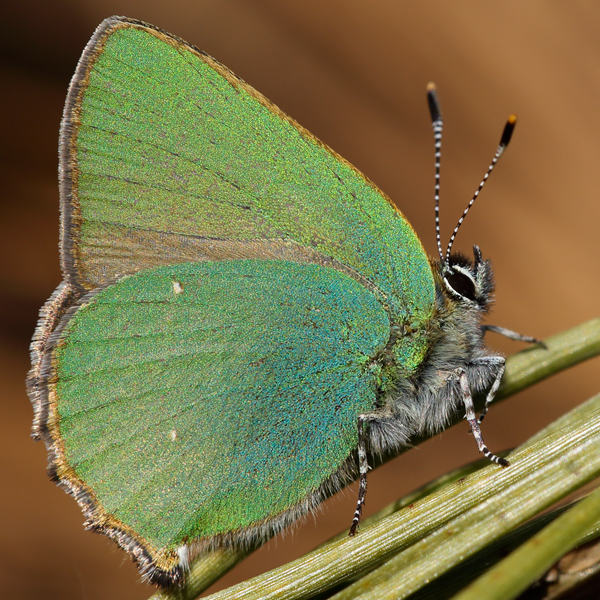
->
427, 83, 444, 261
445, 114, 518, 260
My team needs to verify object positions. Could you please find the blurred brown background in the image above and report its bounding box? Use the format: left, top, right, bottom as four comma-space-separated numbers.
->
1, 1, 599, 599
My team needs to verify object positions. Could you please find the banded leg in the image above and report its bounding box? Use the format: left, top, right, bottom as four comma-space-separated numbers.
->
482, 324, 546, 348
459, 371, 509, 467
471, 355, 505, 425
350, 414, 370, 536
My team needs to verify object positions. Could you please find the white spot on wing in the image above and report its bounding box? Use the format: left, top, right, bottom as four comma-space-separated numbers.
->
170, 429, 177, 442
173, 281, 184, 294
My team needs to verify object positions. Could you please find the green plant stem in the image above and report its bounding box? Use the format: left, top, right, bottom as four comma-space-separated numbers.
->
494, 318, 600, 401
405, 497, 600, 600
451, 486, 600, 600
406, 501, 572, 600
328, 394, 600, 600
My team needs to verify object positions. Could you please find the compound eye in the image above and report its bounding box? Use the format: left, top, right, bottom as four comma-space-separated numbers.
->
445, 268, 477, 302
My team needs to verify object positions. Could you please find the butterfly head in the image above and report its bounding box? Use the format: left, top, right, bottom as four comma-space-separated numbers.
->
440, 245, 494, 311
426, 84, 515, 314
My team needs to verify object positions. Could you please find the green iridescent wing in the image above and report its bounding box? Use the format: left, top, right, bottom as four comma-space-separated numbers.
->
60, 16, 434, 322
46, 259, 390, 580
29, 16, 439, 585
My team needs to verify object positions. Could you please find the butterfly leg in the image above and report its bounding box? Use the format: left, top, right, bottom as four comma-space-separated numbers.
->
459, 370, 509, 467
470, 355, 505, 425
350, 414, 371, 536
482, 324, 546, 348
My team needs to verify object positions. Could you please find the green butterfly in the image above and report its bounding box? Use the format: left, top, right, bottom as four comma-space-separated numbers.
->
28, 16, 540, 586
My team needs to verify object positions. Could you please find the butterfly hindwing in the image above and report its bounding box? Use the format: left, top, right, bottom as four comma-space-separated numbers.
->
46, 259, 390, 574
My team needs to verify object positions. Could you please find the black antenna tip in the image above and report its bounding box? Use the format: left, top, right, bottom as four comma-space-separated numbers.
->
500, 114, 518, 148
427, 82, 442, 124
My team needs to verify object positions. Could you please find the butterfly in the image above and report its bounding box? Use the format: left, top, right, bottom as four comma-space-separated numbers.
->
27, 16, 542, 586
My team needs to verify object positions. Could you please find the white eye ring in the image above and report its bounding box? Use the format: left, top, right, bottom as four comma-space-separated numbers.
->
443, 265, 478, 303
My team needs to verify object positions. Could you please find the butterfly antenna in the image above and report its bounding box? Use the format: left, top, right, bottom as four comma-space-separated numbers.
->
427, 83, 445, 262
445, 113, 518, 260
